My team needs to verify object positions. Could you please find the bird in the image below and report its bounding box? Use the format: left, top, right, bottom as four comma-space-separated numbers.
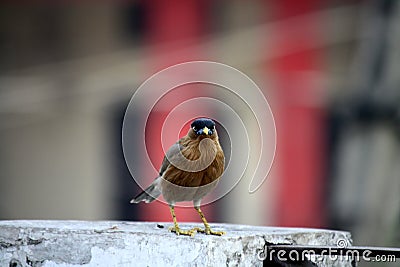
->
131, 118, 225, 236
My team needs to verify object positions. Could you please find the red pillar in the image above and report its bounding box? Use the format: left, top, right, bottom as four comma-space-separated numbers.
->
139, 0, 214, 223
267, 0, 326, 227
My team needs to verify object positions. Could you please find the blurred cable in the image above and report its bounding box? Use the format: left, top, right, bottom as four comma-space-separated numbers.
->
328, 0, 400, 248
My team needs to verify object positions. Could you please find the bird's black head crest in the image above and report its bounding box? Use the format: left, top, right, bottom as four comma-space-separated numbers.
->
191, 118, 216, 136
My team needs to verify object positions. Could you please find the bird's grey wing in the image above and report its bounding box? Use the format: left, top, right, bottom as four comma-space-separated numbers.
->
132, 140, 186, 204
130, 177, 161, 203
159, 141, 184, 176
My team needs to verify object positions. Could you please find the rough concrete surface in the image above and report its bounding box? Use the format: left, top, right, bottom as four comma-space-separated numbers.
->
0, 221, 353, 267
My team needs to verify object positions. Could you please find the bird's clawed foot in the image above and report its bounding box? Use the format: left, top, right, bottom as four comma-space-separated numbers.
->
168, 226, 196, 237
191, 227, 225, 236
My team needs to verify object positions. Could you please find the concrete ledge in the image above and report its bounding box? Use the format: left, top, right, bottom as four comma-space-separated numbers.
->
0, 220, 352, 266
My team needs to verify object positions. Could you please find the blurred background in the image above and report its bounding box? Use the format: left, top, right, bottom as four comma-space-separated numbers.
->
0, 0, 399, 261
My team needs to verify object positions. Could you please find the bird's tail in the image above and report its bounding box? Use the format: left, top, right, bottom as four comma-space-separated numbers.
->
130, 178, 161, 204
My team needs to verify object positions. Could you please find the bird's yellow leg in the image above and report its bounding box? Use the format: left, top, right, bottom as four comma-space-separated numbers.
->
192, 207, 225, 236
168, 206, 196, 237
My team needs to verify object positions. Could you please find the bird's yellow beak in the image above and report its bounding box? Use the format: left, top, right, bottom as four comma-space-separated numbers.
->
203, 127, 209, 135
